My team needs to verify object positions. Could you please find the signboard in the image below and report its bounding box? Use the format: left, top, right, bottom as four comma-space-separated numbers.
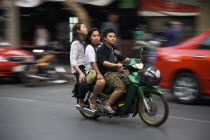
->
163, 0, 201, 6
15, 0, 115, 7
139, 0, 200, 16
118, 0, 137, 9
140, 0, 199, 12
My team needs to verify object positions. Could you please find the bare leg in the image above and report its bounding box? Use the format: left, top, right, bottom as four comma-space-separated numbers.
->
78, 98, 85, 107
104, 90, 124, 108
90, 79, 105, 110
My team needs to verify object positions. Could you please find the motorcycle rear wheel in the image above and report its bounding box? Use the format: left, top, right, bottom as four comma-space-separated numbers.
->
79, 100, 100, 120
138, 93, 169, 127
80, 111, 100, 120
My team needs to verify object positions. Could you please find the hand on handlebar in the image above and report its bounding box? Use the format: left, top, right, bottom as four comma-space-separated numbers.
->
125, 58, 130, 61
116, 63, 123, 68
121, 58, 130, 67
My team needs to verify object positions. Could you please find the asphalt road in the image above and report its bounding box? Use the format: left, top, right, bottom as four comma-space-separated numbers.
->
0, 81, 210, 140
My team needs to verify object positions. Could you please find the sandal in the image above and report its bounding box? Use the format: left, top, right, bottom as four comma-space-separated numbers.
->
104, 107, 115, 114
88, 99, 97, 111
78, 99, 85, 108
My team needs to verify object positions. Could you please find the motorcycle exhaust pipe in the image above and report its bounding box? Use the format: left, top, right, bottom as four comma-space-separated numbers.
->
75, 105, 96, 116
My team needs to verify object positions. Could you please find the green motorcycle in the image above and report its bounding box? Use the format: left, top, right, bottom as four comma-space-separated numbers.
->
76, 49, 169, 127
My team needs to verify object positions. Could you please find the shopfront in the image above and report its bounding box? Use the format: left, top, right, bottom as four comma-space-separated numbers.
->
138, 0, 200, 40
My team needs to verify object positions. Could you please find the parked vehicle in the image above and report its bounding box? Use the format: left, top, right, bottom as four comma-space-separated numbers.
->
75, 49, 169, 127
0, 40, 34, 77
155, 30, 210, 104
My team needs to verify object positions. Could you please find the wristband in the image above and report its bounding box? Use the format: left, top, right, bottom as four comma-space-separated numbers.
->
114, 64, 118, 68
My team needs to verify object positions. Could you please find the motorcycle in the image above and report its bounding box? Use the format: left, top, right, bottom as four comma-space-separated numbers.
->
133, 38, 166, 67
12, 53, 67, 86
75, 48, 169, 127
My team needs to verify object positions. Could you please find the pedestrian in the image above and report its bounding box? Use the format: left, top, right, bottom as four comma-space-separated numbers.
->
33, 25, 50, 47
101, 14, 120, 38
161, 21, 178, 47
85, 27, 106, 111
97, 28, 129, 114
70, 23, 89, 107
171, 21, 183, 43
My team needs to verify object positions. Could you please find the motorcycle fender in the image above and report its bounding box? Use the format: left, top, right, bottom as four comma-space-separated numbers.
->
137, 86, 163, 99
143, 86, 163, 94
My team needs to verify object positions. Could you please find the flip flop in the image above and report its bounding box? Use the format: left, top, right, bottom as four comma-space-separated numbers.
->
104, 107, 115, 114
88, 99, 97, 111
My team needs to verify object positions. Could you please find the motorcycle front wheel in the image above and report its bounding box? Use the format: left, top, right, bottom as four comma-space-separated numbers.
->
19, 65, 40, 87
138, 93, 169, 127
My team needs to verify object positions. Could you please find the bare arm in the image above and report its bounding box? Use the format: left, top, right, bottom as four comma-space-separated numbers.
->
73, 65, 86, 83
91, 62, 104, 79
91, 62, 101, 75
102, 61, 123, 68
73, 65, 83, 75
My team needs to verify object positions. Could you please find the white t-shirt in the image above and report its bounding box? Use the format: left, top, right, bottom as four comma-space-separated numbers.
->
34, 28, 49, 46
85, 43, 102, 73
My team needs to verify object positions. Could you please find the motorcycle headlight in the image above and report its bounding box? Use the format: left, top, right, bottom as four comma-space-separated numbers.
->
0, 56, 7, 62
132, 63, 144, 70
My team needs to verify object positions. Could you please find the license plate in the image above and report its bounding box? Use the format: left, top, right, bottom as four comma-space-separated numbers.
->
12, 65, 26, 72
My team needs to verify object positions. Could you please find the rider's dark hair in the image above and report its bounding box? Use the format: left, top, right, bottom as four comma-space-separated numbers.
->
85, 27, 101, 46
72, 23, 86, 43
102, 28, 116, 43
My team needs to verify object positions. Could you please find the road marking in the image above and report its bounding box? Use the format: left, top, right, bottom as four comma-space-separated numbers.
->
0, 96, 209, 124
169, 116, 210, 124
0, 97, 37, 102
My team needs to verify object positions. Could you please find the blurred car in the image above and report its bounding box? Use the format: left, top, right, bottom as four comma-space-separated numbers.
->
155, 30, 210, 104
0, 40, 34, 77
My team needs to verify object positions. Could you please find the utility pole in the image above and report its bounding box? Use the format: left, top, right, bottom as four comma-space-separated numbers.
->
4, 0, 20, 48
197, 0, 210, 33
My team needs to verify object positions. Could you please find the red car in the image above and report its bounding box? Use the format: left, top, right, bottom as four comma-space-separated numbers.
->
155, 30, 210, 104
0, 41, 34, 77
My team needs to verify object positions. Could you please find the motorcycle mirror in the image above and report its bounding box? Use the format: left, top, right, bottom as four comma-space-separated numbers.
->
140, 48, 144, 56
114, 50, 125, 61
114, 49, 122, 57
113, 50, 122, 56
138, 48, 144, 62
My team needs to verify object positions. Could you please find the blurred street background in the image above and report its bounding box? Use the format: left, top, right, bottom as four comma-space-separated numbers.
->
0, 0, 210, 140
0, 0, 207, 60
